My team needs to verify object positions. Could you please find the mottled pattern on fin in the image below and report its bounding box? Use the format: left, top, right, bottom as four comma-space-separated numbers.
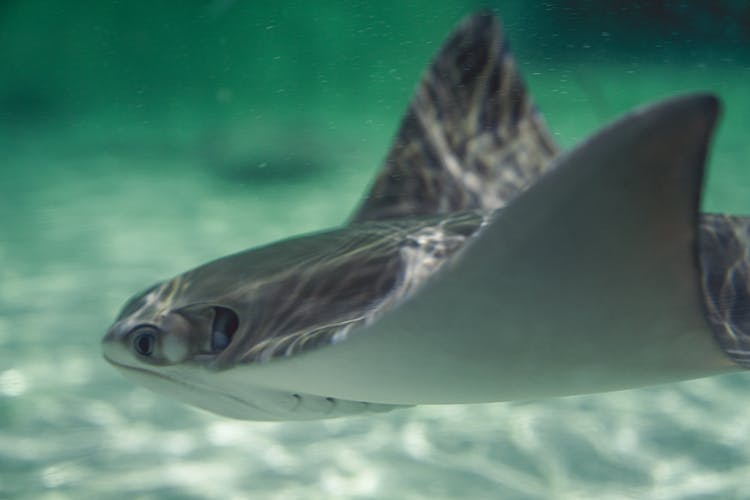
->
351, 12, 558, 222
699, 213, 750, 367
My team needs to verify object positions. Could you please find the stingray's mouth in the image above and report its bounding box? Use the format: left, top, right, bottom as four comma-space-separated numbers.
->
103, 354, 161, 374
102, 354, 299, 418
102, 354, 195, 396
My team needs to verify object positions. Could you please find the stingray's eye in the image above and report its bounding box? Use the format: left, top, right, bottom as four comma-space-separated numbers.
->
133, 328, 157, 356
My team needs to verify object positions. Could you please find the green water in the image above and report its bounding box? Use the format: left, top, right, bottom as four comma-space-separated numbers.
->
1, 1, 749, 498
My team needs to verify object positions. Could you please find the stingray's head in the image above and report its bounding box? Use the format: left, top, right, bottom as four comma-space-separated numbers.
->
102, 279, 239, 370
101, 256, 403, 421
101, 278, 290, 419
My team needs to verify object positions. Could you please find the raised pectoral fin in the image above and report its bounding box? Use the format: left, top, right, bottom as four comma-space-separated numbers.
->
351, 12, 558, 222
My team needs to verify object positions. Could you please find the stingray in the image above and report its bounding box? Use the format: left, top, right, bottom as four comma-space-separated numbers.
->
102, 12, 750, 420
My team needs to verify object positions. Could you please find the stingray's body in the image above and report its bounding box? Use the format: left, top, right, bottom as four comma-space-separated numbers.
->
103, 13, 750, 420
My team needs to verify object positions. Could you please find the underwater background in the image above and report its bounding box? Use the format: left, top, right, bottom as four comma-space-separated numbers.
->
1, 1, 749, 498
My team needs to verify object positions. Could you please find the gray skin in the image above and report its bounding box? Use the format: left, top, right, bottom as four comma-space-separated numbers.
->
102, 12, 748, 421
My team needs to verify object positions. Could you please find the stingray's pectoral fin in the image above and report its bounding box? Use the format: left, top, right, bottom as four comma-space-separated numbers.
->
351, 12, 558, 222
246, 94, 738, 406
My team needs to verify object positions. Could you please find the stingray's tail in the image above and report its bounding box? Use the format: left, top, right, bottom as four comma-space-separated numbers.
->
699, 214, 750, 367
